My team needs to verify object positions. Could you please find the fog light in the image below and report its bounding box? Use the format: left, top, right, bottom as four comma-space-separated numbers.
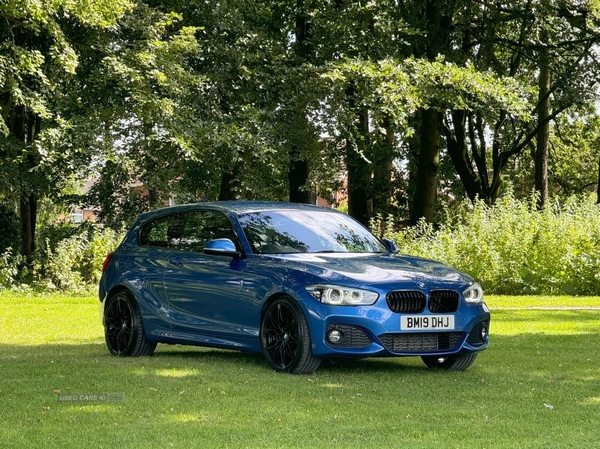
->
481, 324, 488, 340
328, 329, 344, 344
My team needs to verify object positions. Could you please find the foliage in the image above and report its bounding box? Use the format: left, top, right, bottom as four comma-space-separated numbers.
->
64, 4, 212, 223
0, 248, 26, 290
0, 201, 20, 252
0, 218, 123, 292
0, 0, 135, 260
376, 192, 600, 295
550, 109, 600, 197
37, 223, 124, 291
0, 0, 133, 134
2, 0, 600, 292
320, 57, 530, 141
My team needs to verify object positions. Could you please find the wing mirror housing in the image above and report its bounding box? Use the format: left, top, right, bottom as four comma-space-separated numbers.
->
381, 238, 399, 254
203, 238, 241, 257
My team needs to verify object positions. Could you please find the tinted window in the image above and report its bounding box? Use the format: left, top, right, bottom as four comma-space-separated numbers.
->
238, 210, 387, 254
179, 211, 238, 252
139, 213, 186, 248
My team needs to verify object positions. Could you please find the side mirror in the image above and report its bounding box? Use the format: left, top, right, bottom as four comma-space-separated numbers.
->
381, 238, 399, 254
203, 238, 241, 257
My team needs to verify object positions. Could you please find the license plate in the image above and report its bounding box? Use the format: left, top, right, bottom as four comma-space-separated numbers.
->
401, 315, 455, 330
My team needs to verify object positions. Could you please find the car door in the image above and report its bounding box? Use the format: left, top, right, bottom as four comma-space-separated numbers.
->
135, 211, 187, 329
163, 210, 255, 339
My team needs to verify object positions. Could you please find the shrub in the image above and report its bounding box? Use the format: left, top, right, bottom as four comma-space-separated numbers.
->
375, 193, 600, 295
0, 202, 20, 253
36, 223, 124, 291
0, 248, 26, 290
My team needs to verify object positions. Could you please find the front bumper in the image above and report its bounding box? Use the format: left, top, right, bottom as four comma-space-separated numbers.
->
303, 297, 490, 358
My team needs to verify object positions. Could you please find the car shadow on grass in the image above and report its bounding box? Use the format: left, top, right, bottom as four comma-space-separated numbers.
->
0, 340, 435, 378
150, 345, 429, 374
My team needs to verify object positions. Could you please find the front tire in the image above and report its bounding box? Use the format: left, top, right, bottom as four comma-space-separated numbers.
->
421, 353, 477, 371
104, 290, 156, 357
260, 297, 321, 374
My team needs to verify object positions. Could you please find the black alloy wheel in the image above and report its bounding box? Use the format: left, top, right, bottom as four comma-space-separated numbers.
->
104, 290, 156, 357
260, 297, 320, 374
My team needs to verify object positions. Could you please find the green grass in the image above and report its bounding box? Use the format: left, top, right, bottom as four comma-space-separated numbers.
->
1, 292, 599, 448
486, 295, 600, 309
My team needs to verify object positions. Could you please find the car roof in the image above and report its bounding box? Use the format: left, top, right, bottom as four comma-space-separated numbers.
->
135, 200, 332, 222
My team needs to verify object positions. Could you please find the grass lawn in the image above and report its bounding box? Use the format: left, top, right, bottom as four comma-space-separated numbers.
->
1, 293, 599, 448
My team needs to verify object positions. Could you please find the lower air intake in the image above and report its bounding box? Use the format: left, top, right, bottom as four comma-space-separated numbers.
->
379, 332, 462, 353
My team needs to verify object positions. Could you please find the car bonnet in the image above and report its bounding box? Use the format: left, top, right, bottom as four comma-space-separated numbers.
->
261, 252, 473, 291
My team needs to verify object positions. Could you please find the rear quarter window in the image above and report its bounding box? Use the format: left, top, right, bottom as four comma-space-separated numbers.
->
139, 213, 186, 248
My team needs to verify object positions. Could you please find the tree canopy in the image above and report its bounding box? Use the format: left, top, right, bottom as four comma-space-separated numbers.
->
2, 0, 600, 259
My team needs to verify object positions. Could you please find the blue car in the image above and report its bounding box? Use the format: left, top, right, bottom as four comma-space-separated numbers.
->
99, 201, 490, 374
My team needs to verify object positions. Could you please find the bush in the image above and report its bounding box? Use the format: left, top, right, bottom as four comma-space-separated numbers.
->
375, 193, 600, 295
0, 248, 26, 291
0, 221, 124, 293
36, 223, 124, 291
0, 202, 20, 253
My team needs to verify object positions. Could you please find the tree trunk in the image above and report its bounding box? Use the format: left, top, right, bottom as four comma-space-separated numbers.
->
346, 104, 371, 226
470, 113, 491, 194
288, 0, 313, 204
408, 0, 450, 223
147, 188, 160, 209
597, 156, 600, 204
535, 47, 551, 210
405, 113, 421, 216
444, 110, 486, 203
410, 108, 440, 224
289, 155, 313, 203
371, 117, 395, 215
218, 163, 240, 201
10, 105, 40, 263
20, 193, 37, 262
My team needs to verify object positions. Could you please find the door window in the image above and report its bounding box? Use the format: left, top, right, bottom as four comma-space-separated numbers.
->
179, 211, 239, 253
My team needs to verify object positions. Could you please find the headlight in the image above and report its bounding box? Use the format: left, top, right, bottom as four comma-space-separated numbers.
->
463, 282, 484, 303
306, 285, 379, 306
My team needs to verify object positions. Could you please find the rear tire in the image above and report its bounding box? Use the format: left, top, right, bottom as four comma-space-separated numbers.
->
260, 297, 321, 374
421, 353, 477, 371
104, 290, 156, 357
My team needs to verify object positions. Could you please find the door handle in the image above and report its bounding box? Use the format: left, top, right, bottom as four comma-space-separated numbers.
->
169, 257, 183, 266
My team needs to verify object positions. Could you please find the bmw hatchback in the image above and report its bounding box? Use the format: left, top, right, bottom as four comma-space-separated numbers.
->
99, 201, 490, 374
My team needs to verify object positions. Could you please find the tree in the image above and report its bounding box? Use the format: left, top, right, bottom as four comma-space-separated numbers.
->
0, 0, 132, 261
438, 0, 600, 208
406, 0, 452, 224
6, 0, 600, 245
287, 0, 316, 204
78, 5, 213, 223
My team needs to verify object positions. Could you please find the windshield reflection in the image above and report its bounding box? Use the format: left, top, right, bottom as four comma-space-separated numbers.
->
238, 210, 387, 255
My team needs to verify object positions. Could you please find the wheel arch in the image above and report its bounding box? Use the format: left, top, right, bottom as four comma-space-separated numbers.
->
103, 284, 135, 313
260, 292, 295, 322
105, 284, 133, 300
101, 284, 147, 330
259, 289, 323, 342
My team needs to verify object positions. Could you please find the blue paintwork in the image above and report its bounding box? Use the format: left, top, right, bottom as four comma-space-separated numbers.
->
204, 238, 239, 255
99, 201, 489, 360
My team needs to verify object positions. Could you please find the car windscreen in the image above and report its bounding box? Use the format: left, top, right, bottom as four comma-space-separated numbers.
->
238, 210, 388, 254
